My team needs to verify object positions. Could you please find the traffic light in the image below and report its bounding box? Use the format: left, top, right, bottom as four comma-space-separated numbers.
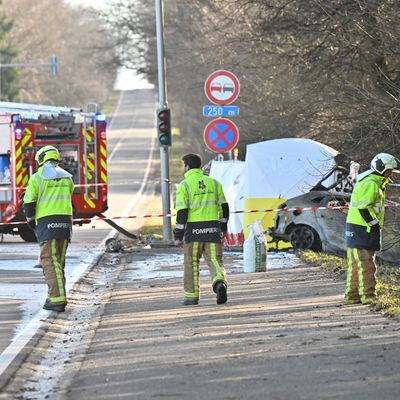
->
157, 108, 171, 146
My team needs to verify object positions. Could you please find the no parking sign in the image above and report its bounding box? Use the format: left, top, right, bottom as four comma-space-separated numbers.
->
203, 118, 239, 153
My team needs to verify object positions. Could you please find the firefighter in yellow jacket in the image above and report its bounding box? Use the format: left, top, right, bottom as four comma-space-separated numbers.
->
24, 145, 74, 312
345, 153, 399, 305
174, 153, 229, 306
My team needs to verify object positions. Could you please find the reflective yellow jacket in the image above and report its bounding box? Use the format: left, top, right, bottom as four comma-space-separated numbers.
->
346, 173, 387, 230
175, 168, 226, 222
24, 165, 74, 222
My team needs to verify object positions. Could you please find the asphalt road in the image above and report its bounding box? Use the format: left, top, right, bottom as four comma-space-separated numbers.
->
1, 247, 399, 400
0, 88, 158, 387
1, 89, 399, 399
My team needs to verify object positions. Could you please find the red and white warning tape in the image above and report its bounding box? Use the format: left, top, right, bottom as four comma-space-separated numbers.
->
0, 181, 161, 191
1, 202, 400, 227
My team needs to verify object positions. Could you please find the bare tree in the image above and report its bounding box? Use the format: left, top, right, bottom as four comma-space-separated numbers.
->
2, 0, 118, 109
103, 0, 400, 165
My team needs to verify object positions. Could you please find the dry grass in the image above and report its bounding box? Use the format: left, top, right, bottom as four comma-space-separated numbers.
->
137, 129, 190, 238
300, 250, 400, 318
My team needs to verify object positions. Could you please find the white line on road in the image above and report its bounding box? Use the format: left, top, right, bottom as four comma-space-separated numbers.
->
103, 101, 157, 243
0, 249, 102, 378
0, 90, 156, 381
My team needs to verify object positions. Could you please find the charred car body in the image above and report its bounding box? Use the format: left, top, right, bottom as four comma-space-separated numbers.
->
269, 155, 400, 264
270, 190, 350, 254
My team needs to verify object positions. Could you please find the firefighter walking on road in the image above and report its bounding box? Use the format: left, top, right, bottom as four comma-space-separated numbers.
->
23, 145, 74, 312
345, 153, 399, 305
174, 153, 229, 306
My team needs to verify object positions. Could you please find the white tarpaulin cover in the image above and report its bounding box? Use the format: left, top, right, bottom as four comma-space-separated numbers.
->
209, 160, 245, 245
243, 138, 338, 198
210, 138, 341, 246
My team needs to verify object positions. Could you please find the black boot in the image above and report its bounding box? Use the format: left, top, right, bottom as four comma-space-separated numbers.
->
182, 298, 199, 306
43, 299, 66, 312
214, 282, 227, 304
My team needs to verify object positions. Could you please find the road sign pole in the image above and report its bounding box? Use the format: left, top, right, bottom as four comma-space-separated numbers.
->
155, 0, 172, 241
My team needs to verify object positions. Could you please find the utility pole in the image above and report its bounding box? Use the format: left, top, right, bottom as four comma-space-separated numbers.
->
155, 0, 172, 241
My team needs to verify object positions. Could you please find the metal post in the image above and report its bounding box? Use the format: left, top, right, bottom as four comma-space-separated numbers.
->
155, 0, 172, 241
0, 55, 58, 100
0, 53, 2, 100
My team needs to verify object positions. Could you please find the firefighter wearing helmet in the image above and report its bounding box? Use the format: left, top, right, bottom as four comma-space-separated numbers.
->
23, 145, 74, 312
345, 153, 399, 305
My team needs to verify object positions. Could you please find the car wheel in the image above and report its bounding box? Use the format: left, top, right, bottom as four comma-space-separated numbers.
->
289, 225, 320, 251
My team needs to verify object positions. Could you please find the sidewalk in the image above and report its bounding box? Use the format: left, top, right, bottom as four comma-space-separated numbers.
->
2, 247, 400, 399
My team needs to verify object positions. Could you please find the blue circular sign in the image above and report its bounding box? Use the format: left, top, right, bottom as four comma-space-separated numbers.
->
203, 118, 239, 153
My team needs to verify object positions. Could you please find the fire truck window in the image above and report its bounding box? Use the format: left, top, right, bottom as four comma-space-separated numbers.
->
59, 148, 80, 186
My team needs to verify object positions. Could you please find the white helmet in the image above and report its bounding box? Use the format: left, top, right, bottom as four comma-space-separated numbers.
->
370, 153, 399, 174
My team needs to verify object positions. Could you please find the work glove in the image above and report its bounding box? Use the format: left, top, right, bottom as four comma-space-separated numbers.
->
370, 224, 380, 234
220, 222, 228, 233
173, 227, 184, 241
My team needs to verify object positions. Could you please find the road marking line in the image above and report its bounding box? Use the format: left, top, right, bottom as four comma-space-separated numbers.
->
0, 90, 156, 381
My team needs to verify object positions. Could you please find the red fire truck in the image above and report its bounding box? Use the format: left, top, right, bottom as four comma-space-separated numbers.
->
0, 101, 108, 242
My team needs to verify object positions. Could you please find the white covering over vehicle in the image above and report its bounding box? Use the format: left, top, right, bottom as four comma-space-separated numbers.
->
209, 138, 356, 247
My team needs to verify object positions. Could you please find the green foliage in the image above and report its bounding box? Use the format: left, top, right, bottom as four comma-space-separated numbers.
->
0, 11, 19, 101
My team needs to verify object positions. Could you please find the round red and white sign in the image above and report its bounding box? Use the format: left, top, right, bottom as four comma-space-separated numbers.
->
204, 70, 240, 105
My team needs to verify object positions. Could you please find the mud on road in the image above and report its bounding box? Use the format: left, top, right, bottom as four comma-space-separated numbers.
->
2, 246, 400, 400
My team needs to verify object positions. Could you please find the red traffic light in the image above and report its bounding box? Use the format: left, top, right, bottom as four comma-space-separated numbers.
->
158, 110, 169, 121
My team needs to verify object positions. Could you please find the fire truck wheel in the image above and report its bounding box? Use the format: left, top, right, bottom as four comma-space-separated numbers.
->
18, 226, 38, 242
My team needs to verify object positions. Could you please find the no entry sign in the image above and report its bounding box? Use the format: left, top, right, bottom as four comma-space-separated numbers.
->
203, 118, 239, 153
204, 70, 240, 105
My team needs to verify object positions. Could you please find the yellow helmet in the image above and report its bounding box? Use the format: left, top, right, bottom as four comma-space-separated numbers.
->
35, 145, 61, 166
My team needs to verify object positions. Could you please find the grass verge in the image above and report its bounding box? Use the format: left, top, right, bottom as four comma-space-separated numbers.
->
102, 90, 121, 118
137, 129, 191, 238
299, 251, 400, 318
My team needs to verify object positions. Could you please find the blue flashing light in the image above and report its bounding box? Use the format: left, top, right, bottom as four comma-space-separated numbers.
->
12, 115, 21, 123
95, 113, 106, 122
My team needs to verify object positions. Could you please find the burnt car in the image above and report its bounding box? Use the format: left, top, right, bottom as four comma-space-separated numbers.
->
269, 189, 400, 264
269, 152, 400, 264
269, 190, 350, 254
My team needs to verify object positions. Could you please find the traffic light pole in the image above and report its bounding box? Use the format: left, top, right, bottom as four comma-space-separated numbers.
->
0, 54, 57, 100
155, 0, 172, 241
